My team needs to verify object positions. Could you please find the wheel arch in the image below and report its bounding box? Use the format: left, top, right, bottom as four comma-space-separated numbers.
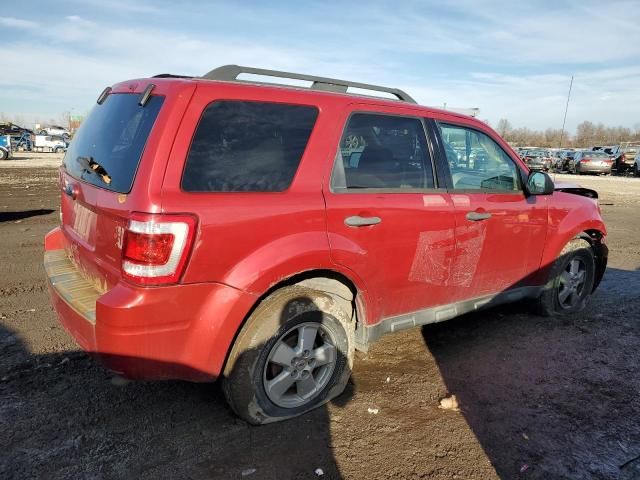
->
220, 268, 370, 378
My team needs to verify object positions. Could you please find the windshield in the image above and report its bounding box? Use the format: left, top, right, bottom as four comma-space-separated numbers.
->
63, 93, 164, 193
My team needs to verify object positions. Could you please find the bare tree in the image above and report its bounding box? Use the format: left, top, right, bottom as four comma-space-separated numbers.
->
496, 118, 512, 137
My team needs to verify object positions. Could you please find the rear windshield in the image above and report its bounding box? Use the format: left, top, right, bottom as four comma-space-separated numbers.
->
63, 93, 164, 193
182, 101, 318, 192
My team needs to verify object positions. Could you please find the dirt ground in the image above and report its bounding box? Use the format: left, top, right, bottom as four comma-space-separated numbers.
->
1, 152, 640, 479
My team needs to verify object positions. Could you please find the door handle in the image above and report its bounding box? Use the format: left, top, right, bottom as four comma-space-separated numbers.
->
466, 211, 492, 221
344, 215, 382, 227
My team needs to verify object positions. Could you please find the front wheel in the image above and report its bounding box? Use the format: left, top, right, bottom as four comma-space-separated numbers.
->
0, 149, 7, 160
222, 286, 354, 424
537, 238, 596, 316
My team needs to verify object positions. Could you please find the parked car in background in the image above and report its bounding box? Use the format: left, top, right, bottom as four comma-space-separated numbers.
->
634, 153, 640, 177
569, 151, 613, 175
609, 143, 639, 173
521, 149, 553, 171
555, 149, 576, 171
44, 64, 608, 424
0, 134, 13, 160
38, 125, 71, 138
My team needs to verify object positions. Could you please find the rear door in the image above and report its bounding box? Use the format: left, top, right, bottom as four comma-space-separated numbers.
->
324, 105, 457, 325
432, 120, 548, 300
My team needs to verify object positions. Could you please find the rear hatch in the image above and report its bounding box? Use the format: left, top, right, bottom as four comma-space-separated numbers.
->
59, 89, 166, 291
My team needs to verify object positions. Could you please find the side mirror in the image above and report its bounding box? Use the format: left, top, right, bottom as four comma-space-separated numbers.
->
526, 171, 554, 196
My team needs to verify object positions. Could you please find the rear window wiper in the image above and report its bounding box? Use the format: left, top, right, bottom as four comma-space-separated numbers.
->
76, 156, 112, 185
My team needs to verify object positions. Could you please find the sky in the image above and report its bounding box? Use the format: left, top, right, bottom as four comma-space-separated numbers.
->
1, 0, 639, 133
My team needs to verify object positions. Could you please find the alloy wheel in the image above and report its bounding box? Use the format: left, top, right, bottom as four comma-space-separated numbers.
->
263, 322, 337, 409
557, 258, 587, 309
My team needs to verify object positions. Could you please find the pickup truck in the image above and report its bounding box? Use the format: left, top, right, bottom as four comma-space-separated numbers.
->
33, 135, 67, 153
0, 134, 12, 160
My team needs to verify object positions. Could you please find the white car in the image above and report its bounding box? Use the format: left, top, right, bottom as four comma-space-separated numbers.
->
38, 125, 70, 138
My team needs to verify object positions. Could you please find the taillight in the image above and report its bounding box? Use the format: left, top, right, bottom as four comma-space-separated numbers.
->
122, 213, 197, 286
580, 158, 591, 163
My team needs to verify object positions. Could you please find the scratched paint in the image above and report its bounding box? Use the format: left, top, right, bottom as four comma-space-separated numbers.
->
408, 229, 455, 285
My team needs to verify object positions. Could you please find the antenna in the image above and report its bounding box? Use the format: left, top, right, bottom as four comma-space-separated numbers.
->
559, 75, 574, 149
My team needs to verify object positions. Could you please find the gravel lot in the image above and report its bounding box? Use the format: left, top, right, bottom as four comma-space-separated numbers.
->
1, 152, 639, 479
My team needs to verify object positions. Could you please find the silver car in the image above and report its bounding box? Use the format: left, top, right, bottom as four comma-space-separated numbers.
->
569, 151, 613, 175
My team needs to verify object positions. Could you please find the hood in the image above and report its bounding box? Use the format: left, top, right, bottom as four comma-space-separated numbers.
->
553, 181, 598, 199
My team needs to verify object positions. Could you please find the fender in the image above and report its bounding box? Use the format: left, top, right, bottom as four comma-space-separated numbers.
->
540, 192, 607, 273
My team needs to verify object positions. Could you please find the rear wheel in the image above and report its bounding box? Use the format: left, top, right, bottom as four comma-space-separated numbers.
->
0, 149, 7, 160
634, 164, 639, 177
222, 286, 354, 424
537, 238, 595, 316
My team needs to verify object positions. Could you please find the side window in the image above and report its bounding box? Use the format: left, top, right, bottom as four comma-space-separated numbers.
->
331, 113, 434, 190
182, 101, 318, 192
437, 122, 521, 192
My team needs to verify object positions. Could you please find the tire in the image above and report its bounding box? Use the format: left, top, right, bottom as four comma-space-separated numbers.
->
0, 148, 7, 160
222, 286, 354, 424
39, 130, 47, 135
537, 238, 596, 316
54, 147, 63, 154
634, 164, 639, 177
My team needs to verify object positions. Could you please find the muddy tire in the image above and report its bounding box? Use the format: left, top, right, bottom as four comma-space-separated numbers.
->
537, 238, 596, 316
222, 286, 354, 425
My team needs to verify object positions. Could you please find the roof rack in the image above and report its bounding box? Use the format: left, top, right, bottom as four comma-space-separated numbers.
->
153, 73, 193, 79
201, 64, 417, 104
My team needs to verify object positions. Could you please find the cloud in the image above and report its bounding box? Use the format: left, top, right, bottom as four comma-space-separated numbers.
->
0, 17, 39, 30
407, 67, 640, 130
66, 0, 163, 14
1, 0, 638, 132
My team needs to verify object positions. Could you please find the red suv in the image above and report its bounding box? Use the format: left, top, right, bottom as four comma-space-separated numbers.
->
45, 65, 607, 424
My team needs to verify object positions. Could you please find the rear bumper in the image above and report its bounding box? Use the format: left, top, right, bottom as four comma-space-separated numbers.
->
577, 164, 612, 173
44, 227, 256, 381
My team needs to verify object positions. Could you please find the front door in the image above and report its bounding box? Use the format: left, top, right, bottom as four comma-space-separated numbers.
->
324, 106, 457, 325
433, 120, 548, 300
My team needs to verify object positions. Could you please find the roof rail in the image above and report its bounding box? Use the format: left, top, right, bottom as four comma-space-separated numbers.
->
201, 64, 417, 104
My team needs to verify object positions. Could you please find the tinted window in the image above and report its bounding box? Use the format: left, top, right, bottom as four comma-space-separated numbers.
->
63, 93, 164, 193
182, 101, 318, 192
332, 113, 434, 190
437, 122, 520, 191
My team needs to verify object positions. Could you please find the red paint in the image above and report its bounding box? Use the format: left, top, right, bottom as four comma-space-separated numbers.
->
45, 76, 607, 381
